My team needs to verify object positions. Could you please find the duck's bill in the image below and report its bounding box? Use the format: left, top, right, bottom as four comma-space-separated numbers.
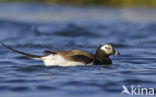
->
114, 51, 120, 55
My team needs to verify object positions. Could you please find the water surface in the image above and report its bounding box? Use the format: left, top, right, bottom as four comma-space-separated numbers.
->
0, 3, 156, 97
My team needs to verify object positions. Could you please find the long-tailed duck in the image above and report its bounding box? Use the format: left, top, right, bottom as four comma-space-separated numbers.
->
0, 42, 120, 66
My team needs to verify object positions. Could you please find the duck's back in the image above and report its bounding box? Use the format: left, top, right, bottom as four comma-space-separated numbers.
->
42, 50, 95, 66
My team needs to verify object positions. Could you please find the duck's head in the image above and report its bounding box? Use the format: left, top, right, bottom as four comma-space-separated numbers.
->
96, 44, 120, 57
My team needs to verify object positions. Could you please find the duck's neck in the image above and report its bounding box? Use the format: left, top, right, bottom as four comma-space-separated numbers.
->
94, 49, 112, 65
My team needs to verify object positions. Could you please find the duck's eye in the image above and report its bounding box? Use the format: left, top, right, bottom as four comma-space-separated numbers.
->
105, 47, 108, 49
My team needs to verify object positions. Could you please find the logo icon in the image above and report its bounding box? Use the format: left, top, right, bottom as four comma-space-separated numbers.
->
121, 85, 131, 95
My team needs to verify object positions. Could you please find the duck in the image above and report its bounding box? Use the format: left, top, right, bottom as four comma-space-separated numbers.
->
0, 42, 120, 66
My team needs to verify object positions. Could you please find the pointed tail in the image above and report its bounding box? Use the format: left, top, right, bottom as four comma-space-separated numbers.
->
0, 41, 42, 60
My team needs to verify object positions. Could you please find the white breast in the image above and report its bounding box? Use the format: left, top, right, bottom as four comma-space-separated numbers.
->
41, 54, 91, 66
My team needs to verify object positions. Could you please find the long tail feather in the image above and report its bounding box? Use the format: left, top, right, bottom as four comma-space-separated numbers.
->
0, 41, 42, 60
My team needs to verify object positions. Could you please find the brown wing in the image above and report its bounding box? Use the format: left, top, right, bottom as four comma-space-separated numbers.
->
57, 50, 95, 64
71, 55, 94, 64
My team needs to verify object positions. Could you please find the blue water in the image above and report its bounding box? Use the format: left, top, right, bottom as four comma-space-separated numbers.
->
0, 3, 156, 97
